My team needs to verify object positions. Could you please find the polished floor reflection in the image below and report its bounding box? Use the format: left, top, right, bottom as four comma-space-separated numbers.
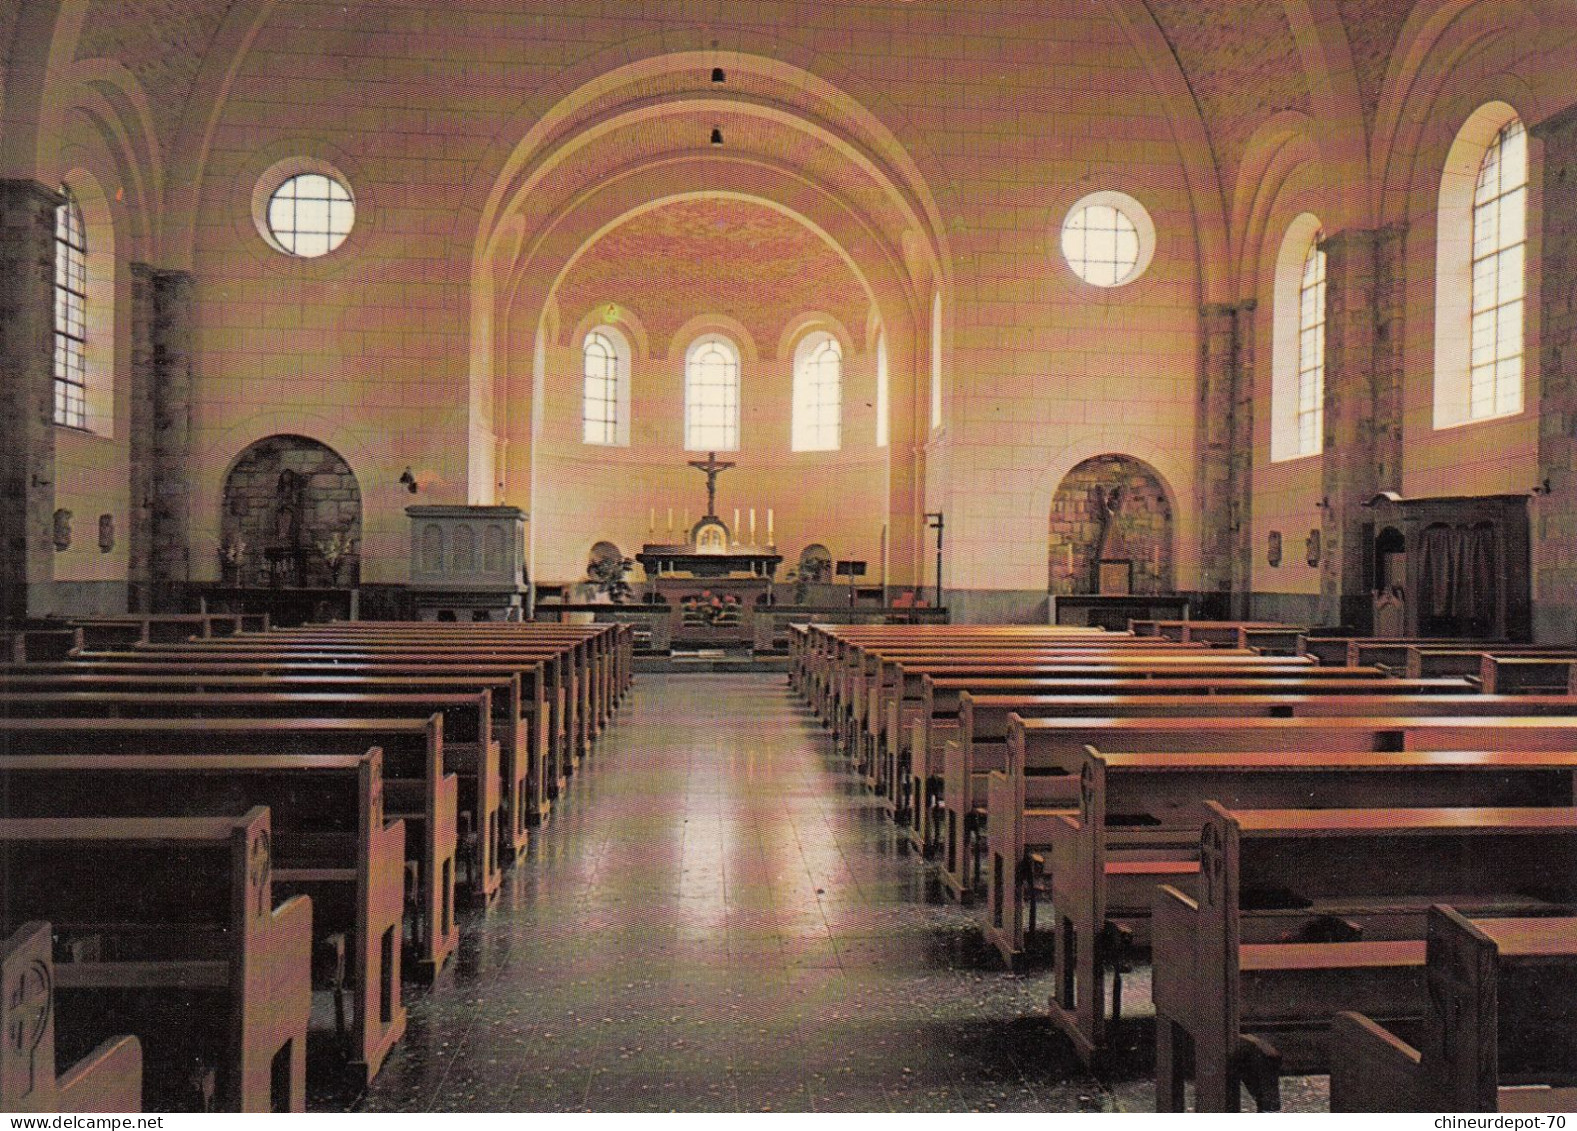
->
350, 672, 1124, 1112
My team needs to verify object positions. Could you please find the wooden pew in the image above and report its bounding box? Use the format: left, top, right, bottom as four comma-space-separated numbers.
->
264, 623, 624, 741
7, 653, 555, 849
118, 640, 580, 788
1152, 804, 1577, 1112
2, 688, 500, 907
1401, 643, 1577, 679
0, 716, 457, 978
1041, 745, 1577, 1064
1146, 621, 1306, 653
0, 750, 407, 1083
2, 922, 142, 1112
0, 666, 538, 860
2, 627, 82, 663
869, 653, 1303, 830
991, 712, 1577, 972
0, 808, 312, 1111
1482, 655, 1577, 695
855, 640, 1238, 777
1330, 907, 1577, 1112
929, 674, 1473, 885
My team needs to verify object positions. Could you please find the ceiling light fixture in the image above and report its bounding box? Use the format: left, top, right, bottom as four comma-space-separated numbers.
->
710, 126, 723, 146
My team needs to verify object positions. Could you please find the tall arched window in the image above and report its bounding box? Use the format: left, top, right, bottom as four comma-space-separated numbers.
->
582, 327, 630, 446
1435, 103, 1528, 429
1296, 237, 1327, 456
685, 334, 740, 451
1469, 119, 1527, 420
1271, 214, 1324, 462
875, 329, 889, 449
792, 331, 842, 451
54, 187, 87, 429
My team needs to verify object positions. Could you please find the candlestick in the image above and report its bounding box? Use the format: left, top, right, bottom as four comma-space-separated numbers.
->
750, 508, 757, 543
649, 508, 655, 537
734, 508, 740, 544
667, 507, 673, 538
767, 508, 774, 544
683, 509, 689, 534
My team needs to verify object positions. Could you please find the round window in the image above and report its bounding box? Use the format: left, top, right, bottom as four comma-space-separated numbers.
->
1060, 191, 1155, 287
264, 171, 355, 258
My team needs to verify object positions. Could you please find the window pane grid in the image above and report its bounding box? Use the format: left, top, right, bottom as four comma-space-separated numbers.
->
792, 337, 842, 451
582, 332, 619, 445
685, 339, 739, 451
1062, 203, 1140, 287
1295, 239, 1326, 456
268, 173, 354, 258
53, 189, 87, 429
1469, 120, 1527, 419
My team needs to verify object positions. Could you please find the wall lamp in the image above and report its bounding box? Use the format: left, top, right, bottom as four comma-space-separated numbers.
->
399, 467, 419, 494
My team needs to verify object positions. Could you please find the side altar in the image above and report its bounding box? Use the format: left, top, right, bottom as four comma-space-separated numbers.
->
633, 453, 782, 647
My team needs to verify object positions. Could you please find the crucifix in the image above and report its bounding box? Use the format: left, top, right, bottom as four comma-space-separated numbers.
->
688, 450, 735, 518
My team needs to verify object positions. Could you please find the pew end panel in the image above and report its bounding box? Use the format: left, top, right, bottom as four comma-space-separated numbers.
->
1328, 1011, 1424, 1112
2, 921, 143, 1113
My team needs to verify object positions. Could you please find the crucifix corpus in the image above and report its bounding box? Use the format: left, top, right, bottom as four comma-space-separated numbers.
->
688, 451, 735, 518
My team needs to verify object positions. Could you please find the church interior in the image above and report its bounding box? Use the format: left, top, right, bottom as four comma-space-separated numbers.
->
2, 0, 1577, 1115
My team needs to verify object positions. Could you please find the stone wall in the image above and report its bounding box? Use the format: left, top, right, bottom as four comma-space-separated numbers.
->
220, 435, 361, 588
1048, 455, 1174, 597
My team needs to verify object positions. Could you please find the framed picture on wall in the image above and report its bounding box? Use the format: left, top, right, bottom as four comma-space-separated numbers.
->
1098, 558, 1133, 595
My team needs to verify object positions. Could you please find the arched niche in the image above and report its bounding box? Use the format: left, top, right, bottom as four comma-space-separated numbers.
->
1048, 455, 1174, 595
220, 434, 362, 587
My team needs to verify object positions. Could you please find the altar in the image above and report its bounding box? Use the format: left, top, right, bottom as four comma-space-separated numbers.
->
632, 452, 783, 646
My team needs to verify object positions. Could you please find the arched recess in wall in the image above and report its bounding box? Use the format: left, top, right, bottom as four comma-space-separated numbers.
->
1047, 455, 1173, 596
465, 50, 948, 591
220, 434, 361, 587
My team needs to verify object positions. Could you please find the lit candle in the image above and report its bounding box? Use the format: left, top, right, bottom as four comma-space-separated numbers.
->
667, 507, 673, 537
734, 508, 740, 543
767, 508, 774, 544
649, 508, 655, 537
750, 508, 757, 543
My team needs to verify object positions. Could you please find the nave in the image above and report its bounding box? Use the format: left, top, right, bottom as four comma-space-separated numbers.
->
357, 672, 1115, 1114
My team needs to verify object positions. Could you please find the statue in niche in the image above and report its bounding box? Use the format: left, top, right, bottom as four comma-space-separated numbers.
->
52, 508, 72, 552
273, 470, 306, 549
1088, 483, 1125, 591
268, 469, 308, 586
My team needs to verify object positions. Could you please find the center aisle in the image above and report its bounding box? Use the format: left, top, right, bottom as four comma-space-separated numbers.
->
359, 672, 1103, 1113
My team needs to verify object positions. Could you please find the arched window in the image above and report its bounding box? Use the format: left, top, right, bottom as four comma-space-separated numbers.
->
1271, 215, 1325, 461
1469, 119, 1527, 420
791, 331, 842, 451
582, 327, 630, 446
1435, 103, 1529, 429
53, 187, 87, 429
685, 334, 740, 451
875, 329, 889, 449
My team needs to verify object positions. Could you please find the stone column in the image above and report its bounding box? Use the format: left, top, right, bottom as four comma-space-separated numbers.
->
1198, 300, 1254, 616
1532, 105, 1577, 639
151, 268, 194, 605
1318, 226, 1406, 628
0, 180, 63, 623
128, 264, 194, 611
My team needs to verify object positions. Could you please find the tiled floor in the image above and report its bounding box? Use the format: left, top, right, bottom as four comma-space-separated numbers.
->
345, 672, 1294, 1113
